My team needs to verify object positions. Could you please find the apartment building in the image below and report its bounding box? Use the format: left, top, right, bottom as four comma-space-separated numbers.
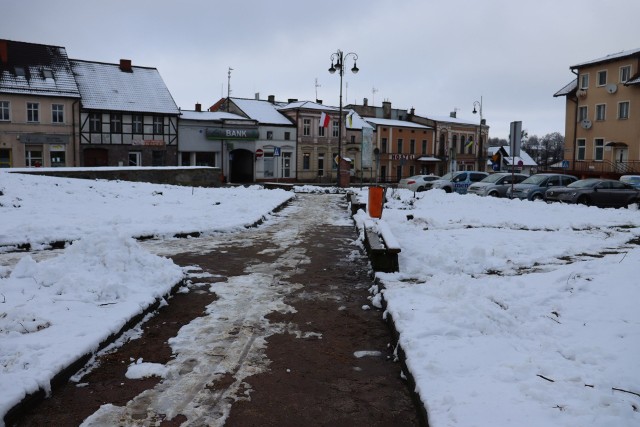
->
0, 39, 80, 168
554, 47, 640, 177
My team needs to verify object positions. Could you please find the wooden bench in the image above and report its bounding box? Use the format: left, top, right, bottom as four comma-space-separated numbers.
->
363, 227, 401, 273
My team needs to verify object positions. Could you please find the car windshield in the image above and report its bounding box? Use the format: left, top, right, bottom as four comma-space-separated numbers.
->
621, 176, 640, 184
481, 174, 506, 183
520, 175, 549, 185
567, 179, 600, 189
439, 172, 454, 181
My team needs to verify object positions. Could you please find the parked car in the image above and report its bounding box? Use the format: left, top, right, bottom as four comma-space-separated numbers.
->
467, 172, 528, 197
398, 174, 441, 192
620, 175, 640, 189
422, 171, 489, 194
545, 178, 640, 208
507, 173, 578, 201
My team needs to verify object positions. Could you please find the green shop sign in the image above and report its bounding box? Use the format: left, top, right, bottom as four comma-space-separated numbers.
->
206, 127, 259, 140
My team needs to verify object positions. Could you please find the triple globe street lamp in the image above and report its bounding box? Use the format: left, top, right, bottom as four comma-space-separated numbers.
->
329, 49, 359, 187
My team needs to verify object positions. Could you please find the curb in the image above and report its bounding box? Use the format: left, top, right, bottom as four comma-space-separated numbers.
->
3, 279, 187, 427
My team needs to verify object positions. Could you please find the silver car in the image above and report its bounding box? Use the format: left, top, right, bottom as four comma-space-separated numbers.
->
507, 173, 578, 201
398, 174, 441, 192
467, 173, 528, 197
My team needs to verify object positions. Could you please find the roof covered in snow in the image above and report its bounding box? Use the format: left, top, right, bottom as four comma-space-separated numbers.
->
179, 110, 249, 121
0, 39, 80, 98
69, 59, 179, 115
569, 47, 640, 69
345, 110, 373, 130
553, 79, 577, 97
364, 117, 432, 129
230, 98, 294, 125
488, 146, 537, 166
278, 100, 339, 112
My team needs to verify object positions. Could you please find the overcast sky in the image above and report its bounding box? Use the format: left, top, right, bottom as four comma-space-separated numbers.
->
4, 0, 640, 139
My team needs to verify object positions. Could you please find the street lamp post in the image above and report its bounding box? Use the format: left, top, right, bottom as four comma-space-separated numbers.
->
329, 49, 359, 187
472, 97, 484, 171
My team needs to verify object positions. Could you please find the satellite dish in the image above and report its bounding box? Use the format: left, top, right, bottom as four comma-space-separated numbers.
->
581, 119, 592, 130
605, 83, 618, 94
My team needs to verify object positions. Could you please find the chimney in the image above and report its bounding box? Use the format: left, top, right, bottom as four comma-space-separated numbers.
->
255, 92, 260, 100
268, 95, 275, 104
316, 99, 323, 104
195, 103, 202, 112
0, 40, 7, 64
363, 98, 368, 106
288, 98, 298, 103
119, 59, 132, 72
450, 111, 457, 118
382, 100, 392, 119
409, 107, 415, 116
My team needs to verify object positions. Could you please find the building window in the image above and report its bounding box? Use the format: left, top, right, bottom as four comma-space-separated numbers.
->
595, 104, 606, 121
318, 125, 325, 137
282, 152, 291, 178
410, 139, 415, 154
421, 140, 427, 154
597, 70, 607, 86
303, 118, 311, 136
332, 152, 338, 169
89, 113, 101, 132
579, 73, 589, 89
396, 139, 403, 153
409, 166, 415, 176
317, 153, 324, 176
110, 113, 122, 133
618, 101, 629, 119
459, 136, 466, 154
128, 151, 141, 166
577, 139, 586, 161
396, 165, 402, 181
351, 135, 356, 143
263, 152, 274, 177
578, 106, 588, 122
303, 152, 310, 170
132, 115, 143, 134
0, 101, 10, 121
284, 131, 291, 140
52, 104, 64, 124
381, 137, 387, 154
620, 65, 631, 83
25, 146, 43, 167
594, 138, 604, 161
27, 102, 39, 122
50, 151, 66, 167
332, 120, 339, 137
153, 116, 163, 134
267, 130, 273, 140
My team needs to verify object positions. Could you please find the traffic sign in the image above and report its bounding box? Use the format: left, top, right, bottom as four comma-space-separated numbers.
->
561, 160, 570, 169
274, 147, 281, 157
255, 148, 264, 158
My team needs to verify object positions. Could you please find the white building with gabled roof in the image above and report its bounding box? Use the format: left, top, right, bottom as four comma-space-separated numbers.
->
209, 96, 297, 183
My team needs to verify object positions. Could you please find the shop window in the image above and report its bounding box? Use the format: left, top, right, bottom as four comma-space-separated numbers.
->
25, 146, 43, 167
0, 149, 12, 168
128, 151, 141, 166
50, 151, 66, 167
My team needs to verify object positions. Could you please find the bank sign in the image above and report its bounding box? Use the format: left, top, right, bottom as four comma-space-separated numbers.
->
206, 127, 259, 140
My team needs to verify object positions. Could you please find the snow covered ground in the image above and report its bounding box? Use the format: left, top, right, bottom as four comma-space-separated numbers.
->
1, 171, 639, 426
353, 187, 640, 427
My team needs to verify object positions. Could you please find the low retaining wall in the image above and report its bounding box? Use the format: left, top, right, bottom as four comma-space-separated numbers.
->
10, 167, 223, 187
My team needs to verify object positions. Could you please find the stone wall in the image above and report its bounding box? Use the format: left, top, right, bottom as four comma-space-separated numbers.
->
11, 167, 223, 187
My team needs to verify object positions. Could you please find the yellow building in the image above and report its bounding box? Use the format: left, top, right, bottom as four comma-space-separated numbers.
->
554, 48, 640, 177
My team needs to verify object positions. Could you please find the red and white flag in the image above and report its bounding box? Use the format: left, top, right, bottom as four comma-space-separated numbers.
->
320, 111, 331, 128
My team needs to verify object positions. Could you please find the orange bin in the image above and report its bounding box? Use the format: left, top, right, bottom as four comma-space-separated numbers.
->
368, 186, 384, 218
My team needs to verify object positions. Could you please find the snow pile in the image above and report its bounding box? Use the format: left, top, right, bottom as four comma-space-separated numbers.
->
0, 232, 184, 419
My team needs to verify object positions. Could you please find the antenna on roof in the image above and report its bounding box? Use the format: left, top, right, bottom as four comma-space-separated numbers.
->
227, 67, 233, 100
315, 78, 321, 100
372, 87, 378, 106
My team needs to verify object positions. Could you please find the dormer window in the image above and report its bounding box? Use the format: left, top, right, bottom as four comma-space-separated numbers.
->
42, 69, 54, 80
15, 66, 26, 77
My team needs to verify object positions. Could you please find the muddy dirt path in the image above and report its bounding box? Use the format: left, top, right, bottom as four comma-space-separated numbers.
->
14, 194, 421, 426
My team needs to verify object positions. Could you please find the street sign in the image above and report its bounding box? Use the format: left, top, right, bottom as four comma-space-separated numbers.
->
492, 163, 499, 171
562, 160, 570, 169
274, 147, 281, 157
255, 148, 264, 158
